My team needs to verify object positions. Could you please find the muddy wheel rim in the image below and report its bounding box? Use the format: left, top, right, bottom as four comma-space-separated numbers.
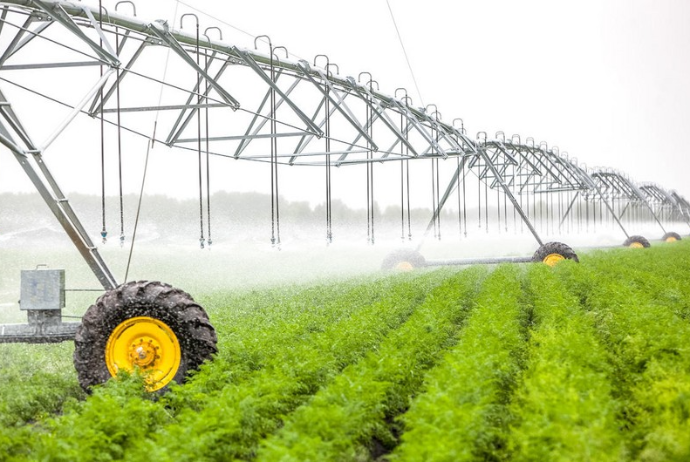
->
105, 316, 181, 392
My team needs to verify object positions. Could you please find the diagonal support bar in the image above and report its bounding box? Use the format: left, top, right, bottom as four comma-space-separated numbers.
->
479, 147, 544, 246
390, 100, 445, 157
234, 48, 321, 136
345, 78, 418, 158
88, 40, 147, 115
294, 62, 373, 147
40, 68, 115, 152
32, 0, 120, 67
149, 22, 239, 109
0, 118, 116, 290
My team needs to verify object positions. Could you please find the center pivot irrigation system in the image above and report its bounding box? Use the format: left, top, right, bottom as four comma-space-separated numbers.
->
0, 0, 688, 391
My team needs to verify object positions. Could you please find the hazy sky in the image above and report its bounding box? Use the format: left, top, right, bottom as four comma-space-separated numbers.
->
1, 0, 689, 207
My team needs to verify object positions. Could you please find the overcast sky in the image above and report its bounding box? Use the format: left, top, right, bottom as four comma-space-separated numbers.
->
1, 0, 689, 206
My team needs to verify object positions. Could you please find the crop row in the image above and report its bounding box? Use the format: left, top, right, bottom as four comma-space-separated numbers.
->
256, 266, 487, 460
4, 270, 448, 461
392, 264, 528, 461
558, 246, 690, 460
508, 263, 622, 460
1, 241, 690, 461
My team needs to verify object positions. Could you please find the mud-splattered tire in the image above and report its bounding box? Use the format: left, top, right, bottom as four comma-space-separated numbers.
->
531, 242, 579, 267
381, 249, 426, 271
73, 281, 217, 392
662, 232, 682, 243
623, 235, 651, 248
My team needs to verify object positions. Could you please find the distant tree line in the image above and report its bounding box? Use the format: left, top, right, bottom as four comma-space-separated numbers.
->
0, 192, 461, 244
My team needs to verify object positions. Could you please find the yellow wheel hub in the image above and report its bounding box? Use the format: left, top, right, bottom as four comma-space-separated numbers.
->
629, 242, 645, 249
395, 261, 414, 272
543, 253, 565, 267
105, 316, 181, 392
665, 236, 678, 243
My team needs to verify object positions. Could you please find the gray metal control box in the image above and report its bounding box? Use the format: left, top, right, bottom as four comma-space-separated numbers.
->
20, 269, 65, 311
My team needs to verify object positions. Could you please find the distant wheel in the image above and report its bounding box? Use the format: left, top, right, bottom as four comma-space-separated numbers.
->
662, 232, 682, 243
73, 281, 217, 392
532, 242, 579, 267
381, 249, 426, 271
623, 235, 651, 248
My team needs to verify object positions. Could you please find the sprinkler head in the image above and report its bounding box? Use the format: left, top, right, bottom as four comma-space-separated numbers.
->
101, 231, 107, 244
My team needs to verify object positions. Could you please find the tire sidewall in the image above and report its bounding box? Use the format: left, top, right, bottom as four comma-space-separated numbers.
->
74, 282, 206, 391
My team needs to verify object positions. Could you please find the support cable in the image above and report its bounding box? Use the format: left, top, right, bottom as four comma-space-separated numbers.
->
384, 0, 425, 108
456, 156, 462, 237
194, 21, 205, 249
204, 45, 212, 247
362, 74, 374, 244
406, 158, 412, 240
124, 2, 178, 281
477, 155, 482, 230
268, 41, 277, 247
484, 163, 489, 233
324, 62, 332, 244
497, 183, 501, 234
558, 191, 563, 234
98, 0, 106, 244
400, 160, 404, 241
180, 13, 204, 249
369, 105, 375, 244
401, 93, 412, 240
435, 157, 441, 240
254, 36, 282, 248
115, 24, 124, 247
462, 156, 467, 237
504, 181, 508, 232
125, 133, 152, 283
399, 107, 404, 241
271, 51, 280, 249
431, 158, 437, 239
513, 164, 522, 234
325, 108, 332, 243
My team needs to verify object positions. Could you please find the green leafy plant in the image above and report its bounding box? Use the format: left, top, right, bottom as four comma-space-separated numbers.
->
392, 264, 528, 461
257, 266, 487, 461
507, 263, 624, 460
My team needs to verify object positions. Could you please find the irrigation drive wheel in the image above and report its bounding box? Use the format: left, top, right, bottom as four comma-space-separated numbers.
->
73, 281, 217, 392
532, 242, 579, 267
662, 232, 682, 243
623, 235, 651, 248
381, 249, 426, 271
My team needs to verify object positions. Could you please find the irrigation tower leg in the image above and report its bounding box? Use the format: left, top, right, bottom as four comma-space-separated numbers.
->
591, 183, 630, 240
476, 149, 543, 246
419, 149, 546, 252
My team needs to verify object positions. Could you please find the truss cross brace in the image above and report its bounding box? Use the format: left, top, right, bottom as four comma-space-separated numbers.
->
32, 0, 120, 67
149, 22, 239, 109
234, 49, 321, 137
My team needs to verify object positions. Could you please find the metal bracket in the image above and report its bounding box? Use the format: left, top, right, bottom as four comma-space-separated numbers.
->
31, 0, 120, 67
234, 48, 321, 136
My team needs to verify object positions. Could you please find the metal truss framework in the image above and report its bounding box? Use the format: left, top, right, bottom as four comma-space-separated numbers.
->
0, 0, 687, 288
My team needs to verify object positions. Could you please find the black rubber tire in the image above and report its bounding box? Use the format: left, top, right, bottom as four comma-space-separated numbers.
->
73, 281, 217, 392
623, 235, 651, 248
531, 241, 579, 264
381, 249, 426, 270
662, 232, 682, 242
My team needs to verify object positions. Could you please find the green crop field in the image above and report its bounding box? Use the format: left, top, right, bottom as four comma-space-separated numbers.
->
1, 241, 690, 461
